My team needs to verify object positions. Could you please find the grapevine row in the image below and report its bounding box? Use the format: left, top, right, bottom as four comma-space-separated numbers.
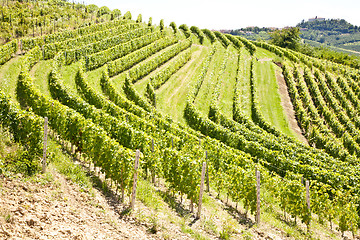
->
150, 48, 191, 89
21, 19, 130, 51
313, 69, 360, 144
302, 66, 360, 156
190, 26, 205, 44
214, 31, 231, 48
129, 39, 192, 83
282, 63, 354, 161
17, 59, 136, 197
65, 27, 153, 65
107, 36, 178, 77
87, 31, 164, 70
44, 23, 141, 59
0, 40, 18, 65
202, 29, 216, 44
0, 90, 43, 162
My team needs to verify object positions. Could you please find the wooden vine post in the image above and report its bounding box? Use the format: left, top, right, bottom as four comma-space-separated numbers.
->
154, 93, 156, 109
151, 139, 155, 184
205, 150, 209, 192
197, 162, 206, 219
255, 169, 261, 224
130, 150, 140, 210
42, 117, 48, 173
306, 179, 311, 230
306, 180, 310, 210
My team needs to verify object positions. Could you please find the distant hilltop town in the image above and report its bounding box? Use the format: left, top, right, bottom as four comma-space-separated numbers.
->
308, 16, 325, 22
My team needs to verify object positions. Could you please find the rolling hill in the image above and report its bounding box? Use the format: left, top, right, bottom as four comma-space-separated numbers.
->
1, 1, 360, 239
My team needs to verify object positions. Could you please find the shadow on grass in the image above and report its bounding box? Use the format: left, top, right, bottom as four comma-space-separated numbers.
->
87, 171, 133, 218
221, 202, 255, 229
157, 189, 193, 219
273, 211, 309, 237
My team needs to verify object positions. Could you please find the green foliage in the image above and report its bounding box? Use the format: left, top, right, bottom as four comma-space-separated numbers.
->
5, 5, 360, 235
97, 6, 111, 17
190, 26, 205, 44
145, 82, 156, 107
100, 66, 152, 119
269, 27, 301, 50
87, 29, 162, 70
282, 63, 354, 161
44, 21, 138, 60
237, 36, 256, 55
123, 74, 155, 113
87, 4, 99, 13
17, 54, 135, 195
112, 9, 122, 19
337, 191, 359, 236
159, 19, 164, 31
128, 39, 191, 83
107, 36, 177, 77
65, 22, 142, 65
136, 14, 142, 23
298, 43, 360, 69
0, 90, 43, 176
22, 18, 132, 51
0, 90, 43, 153
214, 31, 231, 48
225, 34, 243, 49
179, 24, 191, 38
231, 26, 273, 35
202, 29, 216, 44
12, 150, 41, 176
49, 61, 151, 153
148, 17, 152, 26
150, 47, 192, 89
123, 11, 132, 20
169, 22, 177, 34
297, 18, 359, 34
0, 40, 17, 65
0, 1, 106, 43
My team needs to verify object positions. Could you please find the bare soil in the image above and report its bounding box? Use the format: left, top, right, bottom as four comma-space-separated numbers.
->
0, 170, 160, 240
275, 69, 308, 144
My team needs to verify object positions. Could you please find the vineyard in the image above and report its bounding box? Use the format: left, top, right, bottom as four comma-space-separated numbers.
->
1, 1, 360, 239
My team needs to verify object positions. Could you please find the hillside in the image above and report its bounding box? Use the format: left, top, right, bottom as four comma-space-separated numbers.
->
297, 18, 360, 54
0, 0, 121, 44
231, 18, 360, 58
1, 0, 360, 239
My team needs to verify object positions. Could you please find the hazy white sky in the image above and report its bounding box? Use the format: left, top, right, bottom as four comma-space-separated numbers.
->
80, 0, 360, 29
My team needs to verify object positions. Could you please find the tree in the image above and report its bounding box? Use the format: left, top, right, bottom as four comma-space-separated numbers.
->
136, 14, 142, 23
112, 9, 121, 19
270, 27, 301, 50
159, 19, 164, 31
170, 22, 177, 33
97, 6, 110, 17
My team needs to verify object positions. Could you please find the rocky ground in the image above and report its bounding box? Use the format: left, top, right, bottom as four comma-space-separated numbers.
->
0, 170, 161, 240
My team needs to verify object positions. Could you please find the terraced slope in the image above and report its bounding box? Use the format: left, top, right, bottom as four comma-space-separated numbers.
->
1, 7, 360, 239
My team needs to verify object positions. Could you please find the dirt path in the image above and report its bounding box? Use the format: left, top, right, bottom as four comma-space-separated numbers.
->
0, 171, 159, 240
276, 69, 308, 144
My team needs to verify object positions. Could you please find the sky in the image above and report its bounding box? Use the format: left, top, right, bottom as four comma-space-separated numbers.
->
79, 0, 360, 30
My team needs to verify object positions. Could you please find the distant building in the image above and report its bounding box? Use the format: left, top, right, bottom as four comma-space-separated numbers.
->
219, 30, 231, 34
269, 27, 279, 31
308, 16, 325, 22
